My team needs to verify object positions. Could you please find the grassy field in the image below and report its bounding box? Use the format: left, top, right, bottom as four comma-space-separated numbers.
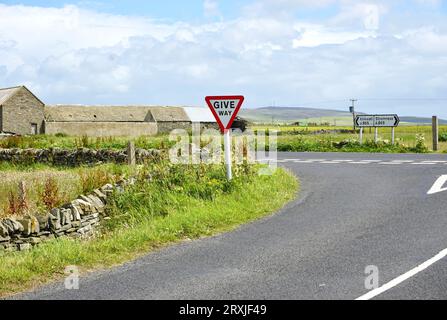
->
253, 124, 447, 152
1, 123, 445, 154
0, 163, 134, 218
0, 163, 298, 297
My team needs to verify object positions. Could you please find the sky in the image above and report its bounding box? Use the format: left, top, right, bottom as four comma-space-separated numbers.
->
0, 0, 446, 117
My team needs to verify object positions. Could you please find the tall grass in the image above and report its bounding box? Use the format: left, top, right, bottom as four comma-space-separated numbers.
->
0, 163, 134, 217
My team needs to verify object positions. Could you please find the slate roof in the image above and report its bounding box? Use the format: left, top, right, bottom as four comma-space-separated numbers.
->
0, 85, 45, 105
44, 105, 156, 122
0, 86, 21, 104
45, 105, 191, 123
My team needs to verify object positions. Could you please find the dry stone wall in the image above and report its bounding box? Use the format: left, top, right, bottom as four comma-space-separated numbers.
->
0, 179, 133, 252
0, 147, 161, 166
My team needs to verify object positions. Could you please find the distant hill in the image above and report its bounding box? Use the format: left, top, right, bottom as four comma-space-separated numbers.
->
240, 107, 354, 123
240, 107, 447, 125
399, 117, 447, 124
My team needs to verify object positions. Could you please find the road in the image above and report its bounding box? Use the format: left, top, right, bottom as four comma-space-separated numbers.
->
15, 152, 447, 300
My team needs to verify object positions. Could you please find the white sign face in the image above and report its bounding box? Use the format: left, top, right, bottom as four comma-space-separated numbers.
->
205, 96, 245, 132
356, 115, 375, 127
374, 115, 399, 127
208, 99, 239, 127
356, 114, 399, 127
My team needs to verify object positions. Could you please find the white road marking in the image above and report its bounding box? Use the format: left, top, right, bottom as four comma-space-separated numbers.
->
356, 248, 447, 300
257, 158, 446, 166
427, 175, 447, 195
349, 161, 371, 164
378, 162, 404, 165
412, 162, 437, 165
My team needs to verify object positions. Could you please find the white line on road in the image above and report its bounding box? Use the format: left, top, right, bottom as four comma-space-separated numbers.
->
378, 162, 403, 165
356, 248, 447, 300
412, 162, 437, 165
427, 175, 447, 195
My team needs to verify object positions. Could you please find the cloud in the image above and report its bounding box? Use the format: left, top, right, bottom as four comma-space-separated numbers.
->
0, 2, 446, 116
203, 0, 221, 19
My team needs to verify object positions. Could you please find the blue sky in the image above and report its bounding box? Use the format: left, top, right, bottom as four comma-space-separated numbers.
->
0, 0, 251, 20
0, 0, 446, 116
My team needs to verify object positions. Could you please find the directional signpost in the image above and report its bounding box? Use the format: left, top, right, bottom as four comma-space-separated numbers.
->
355, 114, 400, 144
206, 95, 245, 180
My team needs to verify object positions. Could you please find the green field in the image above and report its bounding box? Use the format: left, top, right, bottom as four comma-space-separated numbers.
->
252, 124, 447, 153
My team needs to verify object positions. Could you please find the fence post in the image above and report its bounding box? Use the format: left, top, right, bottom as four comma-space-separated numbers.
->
127, 141, 136, 165
432, 116, 439, 151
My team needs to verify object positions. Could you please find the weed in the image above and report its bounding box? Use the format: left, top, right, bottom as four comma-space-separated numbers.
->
39, 177, 62, 210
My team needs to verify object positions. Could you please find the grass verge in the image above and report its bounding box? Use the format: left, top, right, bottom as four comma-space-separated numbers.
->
0, 164, 298, 297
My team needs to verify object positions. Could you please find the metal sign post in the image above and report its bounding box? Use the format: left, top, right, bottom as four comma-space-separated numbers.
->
223, 129, 232, 180
205, 95, 245, 181
391, 127, 395, 145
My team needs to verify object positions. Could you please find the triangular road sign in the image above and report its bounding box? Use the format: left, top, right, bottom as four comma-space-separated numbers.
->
205, 95, 244, 133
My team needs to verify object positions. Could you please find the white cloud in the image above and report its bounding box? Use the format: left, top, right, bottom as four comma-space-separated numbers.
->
203, 0, 221, 19
0, 2, 446, 116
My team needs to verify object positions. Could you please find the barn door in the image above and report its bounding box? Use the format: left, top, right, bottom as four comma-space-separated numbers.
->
30, 123, 38, 135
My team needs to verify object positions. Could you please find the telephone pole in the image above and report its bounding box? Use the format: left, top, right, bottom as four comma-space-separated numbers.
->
350, 99, 357, 131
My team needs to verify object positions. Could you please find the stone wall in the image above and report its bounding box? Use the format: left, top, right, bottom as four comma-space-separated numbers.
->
0, 181, 129, 252
2, 87, 45, 135
157, 121, 193, 133
44, 121, 158, 137
0, 147, 161, 166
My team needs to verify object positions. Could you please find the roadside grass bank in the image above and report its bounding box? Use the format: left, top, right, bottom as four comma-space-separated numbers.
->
0, 163, 298, 297
275, 136, 429, 153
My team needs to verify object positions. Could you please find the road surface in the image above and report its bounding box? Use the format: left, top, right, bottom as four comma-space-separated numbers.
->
15, 152, 447, 300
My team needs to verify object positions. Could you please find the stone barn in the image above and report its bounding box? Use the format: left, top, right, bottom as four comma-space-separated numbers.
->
44, 105, 192, 137
0, 86, 45, 135
0, 85, 220, 137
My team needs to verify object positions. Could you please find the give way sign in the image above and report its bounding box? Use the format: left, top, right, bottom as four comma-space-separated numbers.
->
205, 95, 245, 133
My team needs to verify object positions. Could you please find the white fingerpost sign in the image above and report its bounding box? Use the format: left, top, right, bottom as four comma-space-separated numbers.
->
206, 95, 245, 180
355, 114, 400, 144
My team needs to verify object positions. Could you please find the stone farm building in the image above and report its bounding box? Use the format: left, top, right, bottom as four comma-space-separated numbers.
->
0, 85, 218, 137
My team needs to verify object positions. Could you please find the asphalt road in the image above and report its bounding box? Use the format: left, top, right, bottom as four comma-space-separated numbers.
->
15, 152, 447, 300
